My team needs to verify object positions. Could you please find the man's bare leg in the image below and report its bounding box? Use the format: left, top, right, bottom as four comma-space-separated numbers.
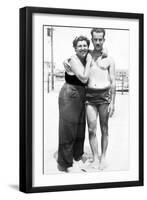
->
86, 104, 99, 168
99, 133, 108, 170
98, 104, 109, 170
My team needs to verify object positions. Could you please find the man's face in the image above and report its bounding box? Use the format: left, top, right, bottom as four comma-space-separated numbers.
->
75, 40, 89, 58
92, 32, 105, 52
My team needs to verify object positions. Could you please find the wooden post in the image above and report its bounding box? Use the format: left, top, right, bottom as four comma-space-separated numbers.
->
47, 73, 50, 93
50, 26, 54, 90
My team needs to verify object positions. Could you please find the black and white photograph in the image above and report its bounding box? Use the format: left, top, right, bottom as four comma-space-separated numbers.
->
43, 25, 130, 174
19, 7, 143, 193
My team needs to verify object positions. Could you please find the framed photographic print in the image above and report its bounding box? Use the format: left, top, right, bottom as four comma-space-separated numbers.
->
19, 6, 144, 193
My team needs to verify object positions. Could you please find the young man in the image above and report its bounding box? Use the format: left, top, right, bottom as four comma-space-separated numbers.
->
86, 28, 116, 170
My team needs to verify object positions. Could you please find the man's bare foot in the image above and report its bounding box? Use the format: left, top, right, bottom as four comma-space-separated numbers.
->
87, 157, 94, 163
85, 158, 99, 170
91, 159, 100, 169
99, 157, 108, 170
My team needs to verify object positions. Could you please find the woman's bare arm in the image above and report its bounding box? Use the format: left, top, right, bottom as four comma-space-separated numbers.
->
69, 54, 92, 83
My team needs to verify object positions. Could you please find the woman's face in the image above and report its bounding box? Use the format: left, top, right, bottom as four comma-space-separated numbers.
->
75, 40, 89, 58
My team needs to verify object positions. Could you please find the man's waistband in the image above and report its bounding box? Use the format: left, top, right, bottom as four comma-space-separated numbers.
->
86, 86, 110, 92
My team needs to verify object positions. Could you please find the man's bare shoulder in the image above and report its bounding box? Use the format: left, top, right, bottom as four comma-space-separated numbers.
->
96, 56, 114, 70
103, 56, 115, 65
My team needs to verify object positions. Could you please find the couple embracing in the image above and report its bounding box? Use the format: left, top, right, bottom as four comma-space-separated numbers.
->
57, 28, 116, 173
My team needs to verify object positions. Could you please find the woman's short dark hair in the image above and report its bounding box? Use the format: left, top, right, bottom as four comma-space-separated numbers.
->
91, 28, 105, 38
73, 35, 90, 48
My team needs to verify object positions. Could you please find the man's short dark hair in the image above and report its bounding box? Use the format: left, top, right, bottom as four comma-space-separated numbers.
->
73, 35, 90, 48
91, 28, 106, 38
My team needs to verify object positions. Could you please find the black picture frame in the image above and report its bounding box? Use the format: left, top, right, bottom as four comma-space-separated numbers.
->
19, 6, 144, 193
